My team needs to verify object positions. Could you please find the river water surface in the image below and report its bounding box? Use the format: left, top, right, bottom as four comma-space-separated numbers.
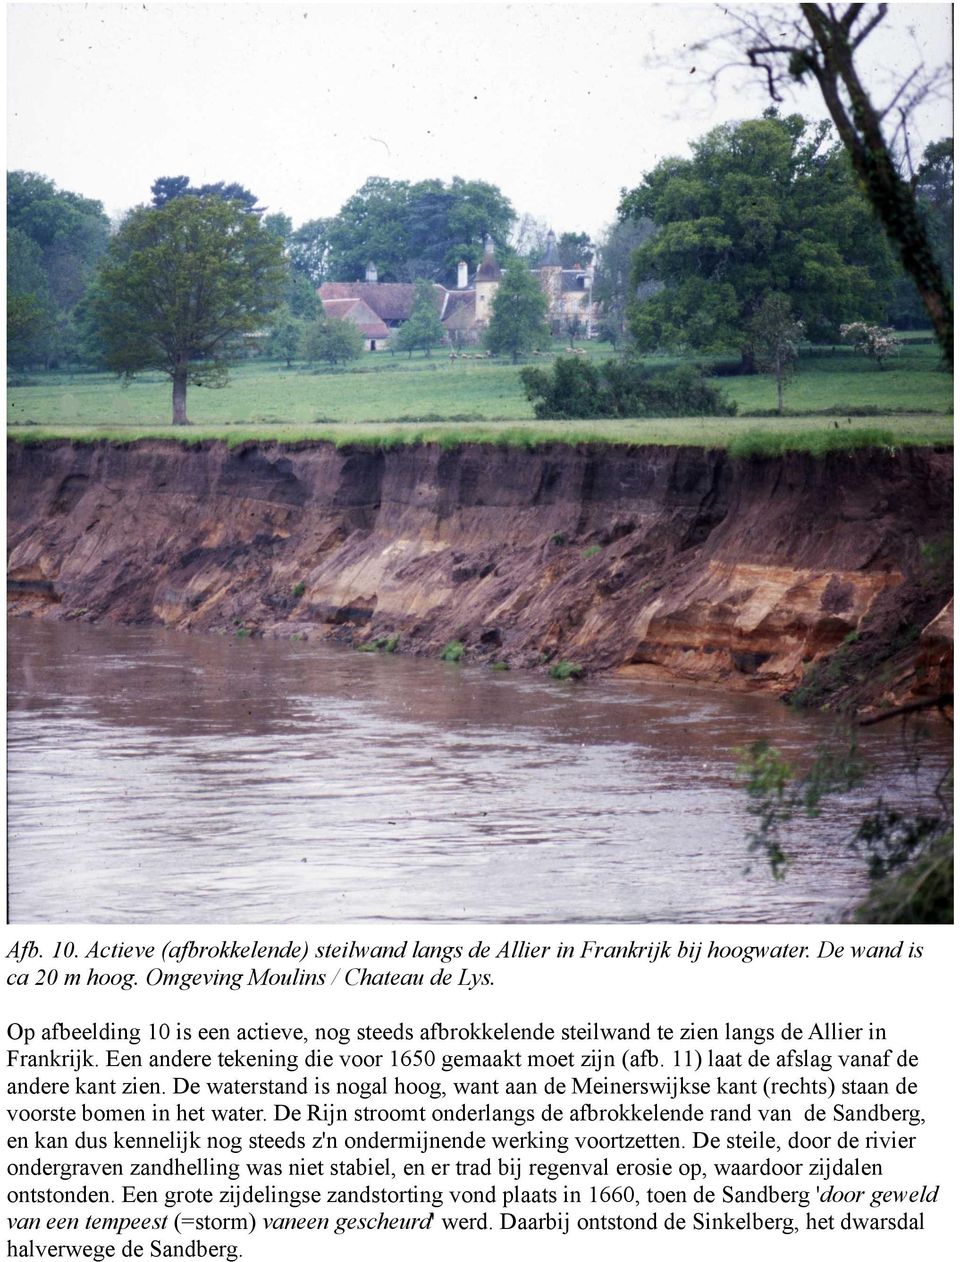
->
7, 620, 946, 924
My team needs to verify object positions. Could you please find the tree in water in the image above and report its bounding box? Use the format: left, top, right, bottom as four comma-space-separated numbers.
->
89, 196, 285, 424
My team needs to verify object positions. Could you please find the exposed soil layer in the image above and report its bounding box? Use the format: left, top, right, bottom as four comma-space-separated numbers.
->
7, 439, 953, 712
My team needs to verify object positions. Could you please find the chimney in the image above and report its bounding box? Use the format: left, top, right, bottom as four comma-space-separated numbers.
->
365, 261, 378, 283
457, 260, 468, 289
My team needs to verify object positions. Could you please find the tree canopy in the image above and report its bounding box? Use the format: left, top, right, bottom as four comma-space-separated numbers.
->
484, 256, 549, 362
89, 195, 286, 423
326, 176, 515, 285
288, 217, 333, 286
304, 312, 363, 367
393, 279, 444, 356
7, 170, 110, 367
720, 4, 953, 362
592, 218, 656, 346
620, 111, 896, 354
150, 175, 261, 213
557, 231, 594, 268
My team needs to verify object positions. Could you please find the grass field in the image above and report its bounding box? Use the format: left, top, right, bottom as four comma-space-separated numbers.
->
7, 339, 952, 451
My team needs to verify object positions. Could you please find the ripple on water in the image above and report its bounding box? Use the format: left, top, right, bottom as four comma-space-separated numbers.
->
7, 619, 949, 924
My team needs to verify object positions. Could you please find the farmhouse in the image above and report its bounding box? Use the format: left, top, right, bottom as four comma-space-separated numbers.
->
318, 231, 597, 349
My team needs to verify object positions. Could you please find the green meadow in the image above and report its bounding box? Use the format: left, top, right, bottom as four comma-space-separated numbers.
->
7, 338, 952, 451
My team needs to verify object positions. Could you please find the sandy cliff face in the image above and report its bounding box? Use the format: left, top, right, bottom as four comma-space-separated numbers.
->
7, 439, 953, 709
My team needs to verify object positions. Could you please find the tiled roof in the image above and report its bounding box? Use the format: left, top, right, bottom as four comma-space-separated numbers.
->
321, 297, 391, 339
318, 282, 445, 323
441, 290, 477, 330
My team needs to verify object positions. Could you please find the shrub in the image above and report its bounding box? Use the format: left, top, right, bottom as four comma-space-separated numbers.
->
549, 660, 584, 680
291, 581, 305, 598
358, 634, 400, 654
520, 357, 736, 419
841, 321, 902, 369
440, 640, 465, 662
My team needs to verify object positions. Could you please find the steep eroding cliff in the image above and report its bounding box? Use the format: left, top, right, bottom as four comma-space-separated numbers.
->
7, 439, 953, 710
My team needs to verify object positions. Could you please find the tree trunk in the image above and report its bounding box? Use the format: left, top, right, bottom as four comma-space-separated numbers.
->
172, 364, 189, 426
800, 5, 953, 365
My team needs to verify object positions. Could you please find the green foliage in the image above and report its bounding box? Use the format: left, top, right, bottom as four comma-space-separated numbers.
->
7, 227, 55, 368
747, 293, 804, 413
736, 736, 952, 922
150, 175, 260, 212
484, 257, 550, 362
288, 218, 332, 287
304, 313, 364, 367
520, 357, 736, 419
787, 622, 920, 710
285, 272, 319, 322
840, 321, 902, 368
326, 176, 515, 285
266, 309, 307, 367
582, 545, 602, 558
728, 426, 898, 460
88, 196, 286, 423
549, 660, 584, 680
358, 633, 399, 654
7, 171, 110, 368
440, 640, 465, 662
889, 140, 953, 329
851, 833, 953, 924
393, 279, 444, 356
291, 581, 305, 598
620, 112, 896, 351
557, 231, 594, 268
491, 661, 510, 672
593, 218, 656, 348
736, 737, 865, 877
6, 345, 951, 447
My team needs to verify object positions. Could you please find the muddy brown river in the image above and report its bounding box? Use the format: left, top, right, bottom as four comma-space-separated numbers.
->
6, 620, 947, 924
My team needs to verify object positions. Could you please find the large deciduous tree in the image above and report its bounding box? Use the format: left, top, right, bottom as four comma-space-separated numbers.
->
7, 170, 110, 367
484, 257, 549, 362
557, 232, 594, 268
620, 111, 896, 359
89, 196, 286, 424
722, 4, 953, 363
288, 217, 333, 286
326, 176, 515, 285
593, 218, 657, 347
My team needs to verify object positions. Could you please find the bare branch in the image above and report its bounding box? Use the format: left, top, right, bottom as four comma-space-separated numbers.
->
850, 3, 887, 49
